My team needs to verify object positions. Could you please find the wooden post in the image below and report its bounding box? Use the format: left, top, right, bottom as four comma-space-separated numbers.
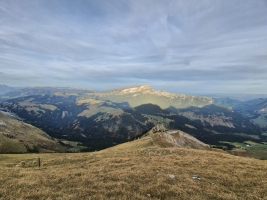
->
37, 157, 41, 168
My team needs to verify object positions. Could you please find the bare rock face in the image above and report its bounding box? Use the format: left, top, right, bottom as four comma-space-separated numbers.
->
151, 124, 168, 133
149, 125, 210, 150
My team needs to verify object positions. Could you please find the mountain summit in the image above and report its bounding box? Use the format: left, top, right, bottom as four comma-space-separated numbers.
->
147, 125, 210, 149
116, 85, 154, 94
115, 85, 185, 99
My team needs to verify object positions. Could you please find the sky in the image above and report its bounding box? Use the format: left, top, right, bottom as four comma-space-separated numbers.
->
0, 0, 267, 94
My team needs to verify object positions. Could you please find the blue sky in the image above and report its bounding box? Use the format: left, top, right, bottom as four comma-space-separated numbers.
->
0, 0, 267, 94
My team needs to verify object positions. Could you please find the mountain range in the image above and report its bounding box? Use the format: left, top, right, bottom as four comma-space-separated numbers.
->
0, 85, 266, 158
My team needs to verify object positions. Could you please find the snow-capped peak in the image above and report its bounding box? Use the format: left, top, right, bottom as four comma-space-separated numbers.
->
119, 85, 153, 94
117, 85, 180, 98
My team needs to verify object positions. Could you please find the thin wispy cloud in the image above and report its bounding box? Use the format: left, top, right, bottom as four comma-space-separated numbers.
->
0, 0, 267, 94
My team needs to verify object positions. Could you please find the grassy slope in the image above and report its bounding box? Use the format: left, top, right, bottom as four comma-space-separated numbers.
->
0, 136, 267, 200
0, 112, 66, 153
222, 141, 267, 160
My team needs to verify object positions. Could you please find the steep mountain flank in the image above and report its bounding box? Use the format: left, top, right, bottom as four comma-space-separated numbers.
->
0, 112, 66, 153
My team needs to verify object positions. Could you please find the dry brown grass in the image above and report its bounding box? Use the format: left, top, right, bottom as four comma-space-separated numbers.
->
0, 137, 267, 200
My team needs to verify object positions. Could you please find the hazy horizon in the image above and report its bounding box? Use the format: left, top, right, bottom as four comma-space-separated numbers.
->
1, 0, 267, 94
3, 83, 267, 101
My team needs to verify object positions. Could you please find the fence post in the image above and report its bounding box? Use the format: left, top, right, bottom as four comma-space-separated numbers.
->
37, 157, 41, 168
